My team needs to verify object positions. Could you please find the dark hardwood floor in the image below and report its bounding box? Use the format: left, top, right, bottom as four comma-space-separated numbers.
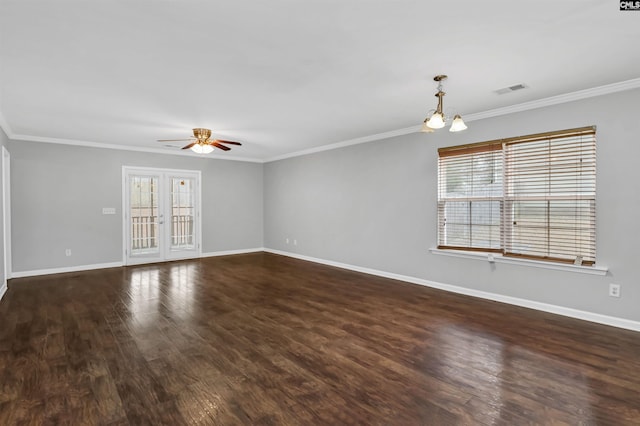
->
1, 252, 639, 425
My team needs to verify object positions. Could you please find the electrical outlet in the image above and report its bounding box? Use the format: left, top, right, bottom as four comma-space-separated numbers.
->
65, 249, 72, 257
609, 283, 621, 298
293, 239, 297, 246
286, 238, 289, 244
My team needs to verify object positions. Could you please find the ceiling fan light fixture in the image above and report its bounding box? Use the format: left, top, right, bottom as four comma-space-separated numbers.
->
158, 128, 242, 154
449, 114, 468, 132
191, 143, 214, 154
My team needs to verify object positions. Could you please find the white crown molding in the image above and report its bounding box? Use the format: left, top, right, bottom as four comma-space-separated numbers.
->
9, 134, 264, 163
463, 77, 640, 123
3, 78, 639, 163
264, 77, 640, 163
265, 125, 420, 163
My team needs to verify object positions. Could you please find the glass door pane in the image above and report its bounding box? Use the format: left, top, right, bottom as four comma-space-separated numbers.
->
130, 175, 160, 256
169, 177, 195, 251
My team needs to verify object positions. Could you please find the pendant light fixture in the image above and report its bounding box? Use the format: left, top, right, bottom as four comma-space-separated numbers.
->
421, 75, 467, 133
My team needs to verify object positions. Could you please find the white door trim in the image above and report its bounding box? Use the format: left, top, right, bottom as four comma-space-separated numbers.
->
2, 147, 11, 281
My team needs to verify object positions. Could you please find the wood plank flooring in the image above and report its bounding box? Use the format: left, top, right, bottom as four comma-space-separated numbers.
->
1, 252, 640, 425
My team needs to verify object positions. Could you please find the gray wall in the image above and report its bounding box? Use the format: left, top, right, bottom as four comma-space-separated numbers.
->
265, 88, 640, 323
9, 142, 263, 272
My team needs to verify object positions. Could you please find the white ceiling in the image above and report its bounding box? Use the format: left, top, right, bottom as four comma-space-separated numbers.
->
1, 1, 639, 162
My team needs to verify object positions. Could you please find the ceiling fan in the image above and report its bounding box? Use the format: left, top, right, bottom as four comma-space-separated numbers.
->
158, 128, 242, 154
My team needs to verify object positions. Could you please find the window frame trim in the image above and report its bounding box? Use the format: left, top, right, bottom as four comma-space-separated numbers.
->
437, 126, 597, 267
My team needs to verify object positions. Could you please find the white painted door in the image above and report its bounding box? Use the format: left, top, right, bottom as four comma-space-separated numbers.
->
124, 167, 201, 265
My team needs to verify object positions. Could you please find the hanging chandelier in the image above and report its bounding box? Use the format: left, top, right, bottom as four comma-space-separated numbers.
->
421, 75, 467, 133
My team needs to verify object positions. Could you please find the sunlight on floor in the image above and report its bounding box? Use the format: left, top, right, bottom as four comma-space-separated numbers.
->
128, 268, 160, 329
167, 263, 198, 319
432, 323, 593, 423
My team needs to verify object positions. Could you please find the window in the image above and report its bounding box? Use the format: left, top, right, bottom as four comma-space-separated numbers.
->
438, 126, 596, 265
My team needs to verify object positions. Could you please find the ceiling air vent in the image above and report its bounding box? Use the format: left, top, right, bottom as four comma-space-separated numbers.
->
495, 83, 528, 95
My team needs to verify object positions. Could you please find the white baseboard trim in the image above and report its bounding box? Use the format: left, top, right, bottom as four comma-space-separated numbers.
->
9, 249, 639, 332
10, 248, 266, 279
0, 281, 7, 301
201, 247, 265, 258
264, 248, 640, 333
11, 261, 124, 278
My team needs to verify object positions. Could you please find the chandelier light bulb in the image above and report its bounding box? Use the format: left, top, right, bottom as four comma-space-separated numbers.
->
449, 114, 468, 132
421, 120, 435, 133
427, 112, 445, 129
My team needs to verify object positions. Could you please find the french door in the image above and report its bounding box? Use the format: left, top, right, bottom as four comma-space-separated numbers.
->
123, 167, 201, 265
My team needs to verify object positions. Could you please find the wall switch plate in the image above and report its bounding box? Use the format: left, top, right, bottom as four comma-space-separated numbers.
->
102, 207, 116, 215
609, 283, 621, 298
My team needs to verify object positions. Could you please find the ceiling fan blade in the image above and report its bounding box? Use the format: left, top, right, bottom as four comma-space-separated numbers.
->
181, 142, 197, 150
158, 138, 195, 142
213, 139, 242, 145
212, 142, 231, 151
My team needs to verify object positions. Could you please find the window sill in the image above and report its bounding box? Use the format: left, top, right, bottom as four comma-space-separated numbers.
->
429, 248, 608, 276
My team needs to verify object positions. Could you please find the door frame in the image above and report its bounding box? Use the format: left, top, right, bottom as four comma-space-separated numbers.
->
2, 147, 11, 282
122, 166, 202, 265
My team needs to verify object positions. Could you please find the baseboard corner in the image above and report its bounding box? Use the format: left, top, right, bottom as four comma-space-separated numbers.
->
0, 280, 7, 301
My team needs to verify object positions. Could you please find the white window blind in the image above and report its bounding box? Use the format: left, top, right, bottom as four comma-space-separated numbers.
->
438, 145, 503, 252
438, 126, 596, 266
